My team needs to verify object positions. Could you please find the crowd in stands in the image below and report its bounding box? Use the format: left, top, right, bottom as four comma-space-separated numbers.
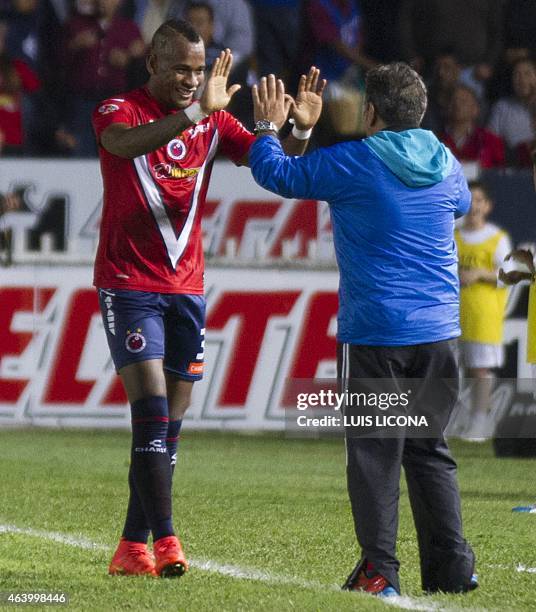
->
0, 0, 534, 164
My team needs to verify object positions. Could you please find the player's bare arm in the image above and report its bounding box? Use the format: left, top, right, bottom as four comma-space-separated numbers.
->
100, 49, 241, 159
249, 67, 326, 160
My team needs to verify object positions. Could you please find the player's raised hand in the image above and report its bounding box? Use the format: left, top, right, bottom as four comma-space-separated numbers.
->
200, 49, 241, 114
290, 67, 326, 130
505, 248, 536, 273
252, 74, 293, 130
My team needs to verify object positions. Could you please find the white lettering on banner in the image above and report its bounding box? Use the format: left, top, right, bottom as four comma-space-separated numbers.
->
0, 159, 335, 264
0, 266, 530, 429
0, 266, 341, 429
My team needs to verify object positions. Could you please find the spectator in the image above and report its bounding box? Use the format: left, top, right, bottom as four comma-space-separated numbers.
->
0, 189, 22, 264
487, 1, 536, 103
133, 0, 172, 45
301, 0, 377, 145
249, 0, 301, 80
514, 100, 536, 167
488, 58, 536, 163
398, 0, 502, 80
422, 50, 462, 133
440, 85, 505, 169
185, 2, 223, 70
6, 0, 40, 69
62, 0, 145, 156
0, 20, 39, 155
167, 0, 253, 68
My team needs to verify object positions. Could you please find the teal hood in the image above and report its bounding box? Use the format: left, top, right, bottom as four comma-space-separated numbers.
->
364, 129, 454, 188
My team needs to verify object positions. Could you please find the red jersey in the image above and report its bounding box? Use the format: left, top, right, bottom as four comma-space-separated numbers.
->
92, 87, 255, 293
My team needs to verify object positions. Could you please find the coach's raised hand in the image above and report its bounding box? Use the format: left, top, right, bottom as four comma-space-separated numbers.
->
200, 49, 241, 114
290, 67, 326, 130
252, 74, 292, 130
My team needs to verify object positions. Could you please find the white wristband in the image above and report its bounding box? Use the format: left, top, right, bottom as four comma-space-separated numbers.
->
184, 101, 208, 124
291, 124, 312, 140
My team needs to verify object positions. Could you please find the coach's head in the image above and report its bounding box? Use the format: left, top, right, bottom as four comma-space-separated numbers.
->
363, 63, 428, 136
147, 19, 206, 110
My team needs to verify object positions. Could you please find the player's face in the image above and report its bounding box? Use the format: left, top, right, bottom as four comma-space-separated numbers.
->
148, 36, 206, 110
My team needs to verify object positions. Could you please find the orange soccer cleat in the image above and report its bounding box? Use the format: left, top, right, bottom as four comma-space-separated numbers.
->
108, 538, 157, 576
154, 535, 189, 578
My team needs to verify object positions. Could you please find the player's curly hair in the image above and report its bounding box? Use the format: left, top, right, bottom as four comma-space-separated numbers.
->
151, 19, 201, 53
365, 63, 427, 128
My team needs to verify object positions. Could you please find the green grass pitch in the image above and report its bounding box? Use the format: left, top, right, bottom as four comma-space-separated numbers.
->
0, 429, 535, 611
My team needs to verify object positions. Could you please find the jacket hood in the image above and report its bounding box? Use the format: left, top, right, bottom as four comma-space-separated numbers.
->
364, 129, 454, 188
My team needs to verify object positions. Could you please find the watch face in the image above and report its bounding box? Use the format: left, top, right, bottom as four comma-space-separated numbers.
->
255, 120, 277, 132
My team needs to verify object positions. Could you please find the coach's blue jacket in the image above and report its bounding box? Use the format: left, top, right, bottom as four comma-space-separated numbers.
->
249, 129, 471, 346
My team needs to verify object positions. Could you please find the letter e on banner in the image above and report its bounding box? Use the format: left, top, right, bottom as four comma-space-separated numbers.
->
0, 287, 55, 403
207, 291, 300, 406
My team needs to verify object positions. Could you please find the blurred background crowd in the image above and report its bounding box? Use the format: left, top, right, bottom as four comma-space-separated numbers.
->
0, 0, 533, 164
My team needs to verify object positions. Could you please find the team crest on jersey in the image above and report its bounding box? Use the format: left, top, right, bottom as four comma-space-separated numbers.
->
98, 103, 119, 115
167, 138, 187, 160
125, 328, 146, 353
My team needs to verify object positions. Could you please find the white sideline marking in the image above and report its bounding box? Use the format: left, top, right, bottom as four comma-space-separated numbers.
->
0, 522, 331, 591
516, 564, 536, 574
0, 522, 468, 611
0, 524, 109, 551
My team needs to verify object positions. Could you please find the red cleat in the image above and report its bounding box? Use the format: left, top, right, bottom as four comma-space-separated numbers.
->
342, 560, 399, 597
108, 538, 157, 576
154, 535, 189, 578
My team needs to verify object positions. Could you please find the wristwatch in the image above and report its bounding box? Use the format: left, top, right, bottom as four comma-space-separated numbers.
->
254, 120, 278, 135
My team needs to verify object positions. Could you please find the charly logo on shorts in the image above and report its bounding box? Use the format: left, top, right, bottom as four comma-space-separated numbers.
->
125, 328, 146, 353
167, 138, 187, 160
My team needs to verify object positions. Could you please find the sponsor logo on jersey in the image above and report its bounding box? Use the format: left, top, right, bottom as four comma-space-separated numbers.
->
153, 162, 200, 180
187, 362, 204, 375
98, 103, 120, 115
125, 328, 146, 353
167, 138, 187, 160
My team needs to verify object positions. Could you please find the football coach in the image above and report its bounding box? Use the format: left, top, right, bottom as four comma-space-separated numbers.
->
249, 63, 477, 598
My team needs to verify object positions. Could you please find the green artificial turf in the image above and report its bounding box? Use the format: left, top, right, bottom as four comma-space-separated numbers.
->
0, 429, 535, 611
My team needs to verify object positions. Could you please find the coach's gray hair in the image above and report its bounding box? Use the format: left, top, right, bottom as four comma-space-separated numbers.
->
365, 63, 427, 127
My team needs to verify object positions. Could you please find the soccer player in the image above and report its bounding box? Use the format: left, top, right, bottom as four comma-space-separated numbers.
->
92, 19, 324, 577
249, 63, 477, 597
456, 181, 512, 440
